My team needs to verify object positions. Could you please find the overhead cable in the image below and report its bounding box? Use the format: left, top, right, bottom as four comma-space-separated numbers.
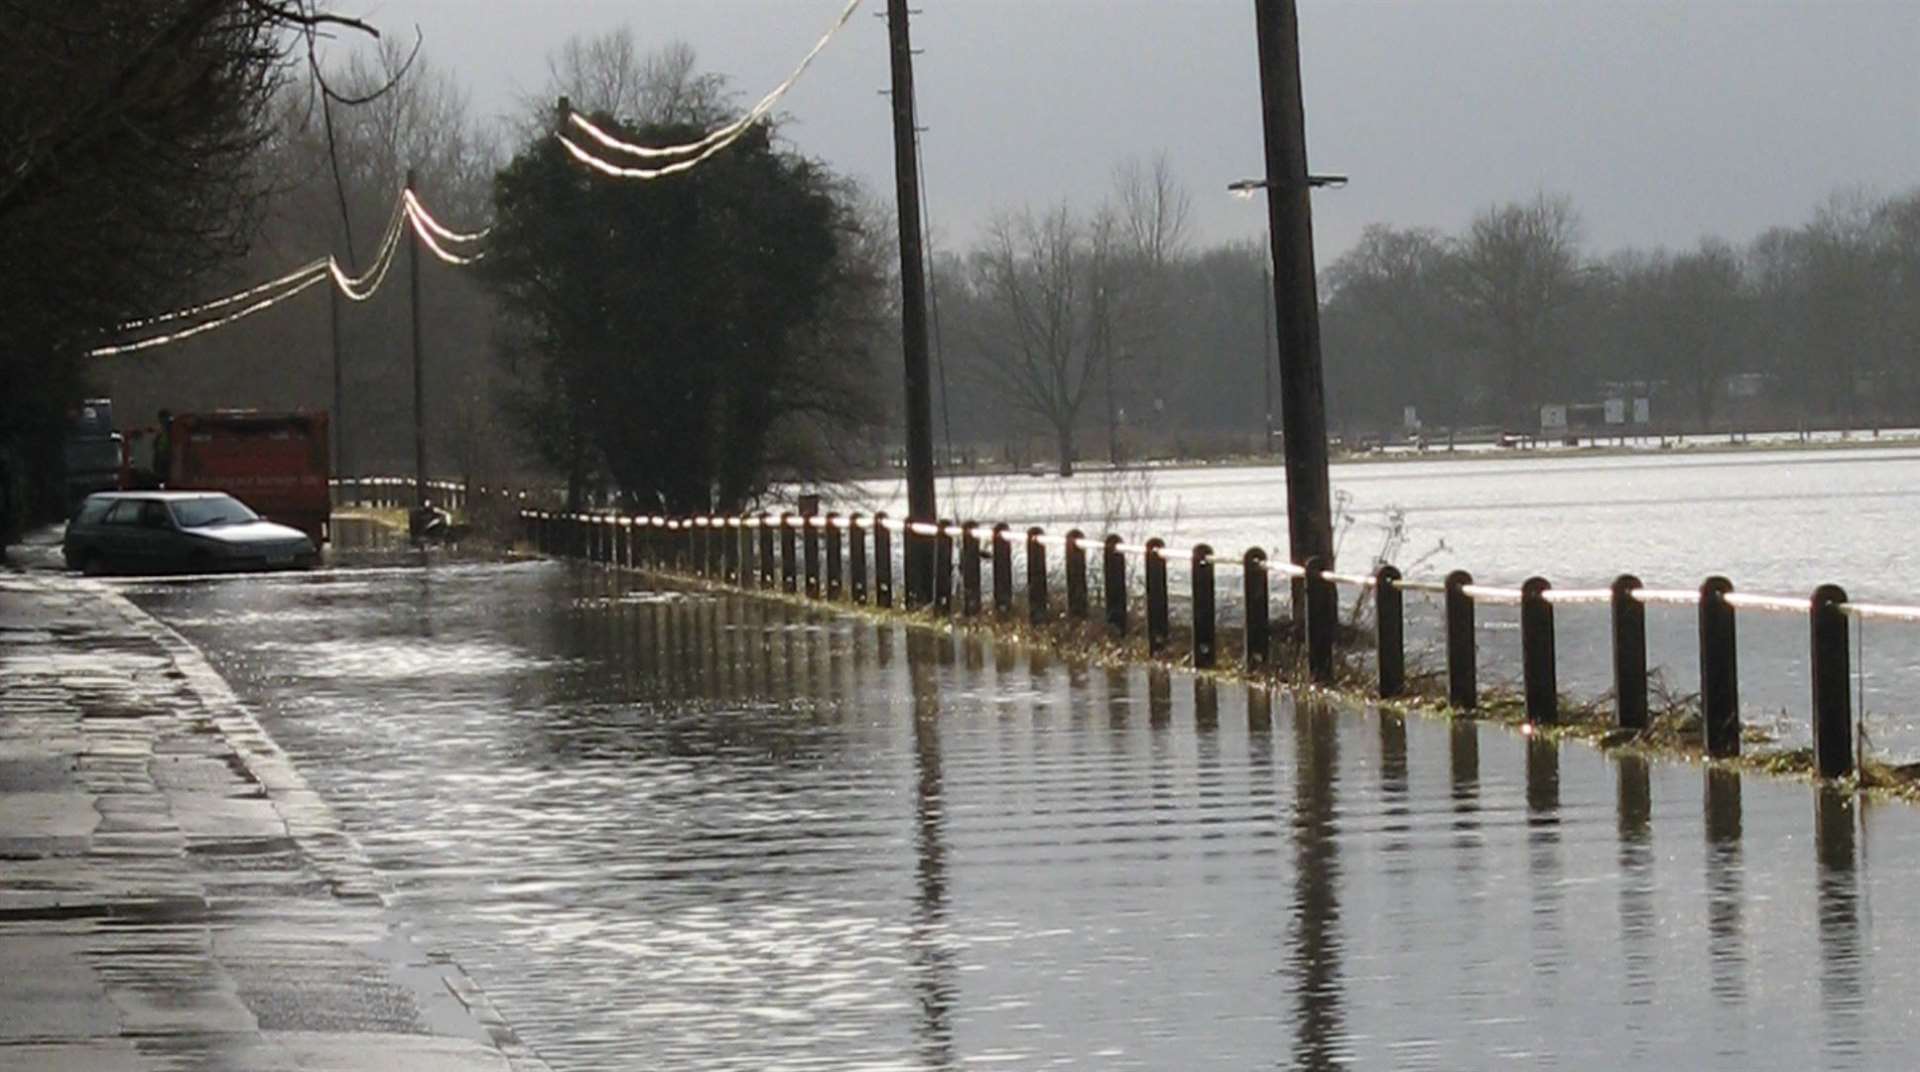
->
561, 0, 864, 180
406, 200, 486, 265
87, 272, 331, 356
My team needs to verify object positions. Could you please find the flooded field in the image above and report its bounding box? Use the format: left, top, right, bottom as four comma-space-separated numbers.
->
849, 447, 1920, 757
124, 556, 1920, 1070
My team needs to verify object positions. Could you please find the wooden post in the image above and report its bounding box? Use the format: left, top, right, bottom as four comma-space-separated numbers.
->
1520, 577, 1557, 725
1445, 569, 1477, 710
960, 523, 983, 617
1026, 527, 1049, 624
825, 514, 844, 599
1242, 548, 1271, 672
991, 523, 1013, 616
1810, 584, 1852, 779
933, 521, 954, 613
1611, 574, 1648, 729
1375, 565, 1403, 698
758, 515, 775, 588
1146, 539, 1170, 656
873, 513, 894, 608
780, 514, 799, 594
803, 518, 822, 598
1699, 576, 1739, 757
1192, 544, 1217, 669
1304, 555, 1335, 684
1065, 530, 1089, 620
1102, 534, 1127, 638
849, 514, 869, 603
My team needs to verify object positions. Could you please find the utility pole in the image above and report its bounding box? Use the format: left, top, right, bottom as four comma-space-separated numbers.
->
1254, 0, 1334, 578
1260, 262, 1274, 455
887, 0, 938, 608
329, 274, 344, 478
406, 166, 428, 525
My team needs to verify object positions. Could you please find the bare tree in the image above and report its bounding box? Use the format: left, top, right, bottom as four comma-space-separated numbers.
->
533, 31, 730, 129
1099, 155, 1191, 460
1451, 193, 1585, 431
968, 206, 1099, 476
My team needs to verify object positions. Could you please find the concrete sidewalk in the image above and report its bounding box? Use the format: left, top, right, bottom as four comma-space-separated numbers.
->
0, 571, 548, 1071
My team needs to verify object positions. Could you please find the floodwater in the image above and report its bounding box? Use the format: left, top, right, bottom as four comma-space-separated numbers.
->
124, 557, 1920, 1070
852, 447, 1920, 757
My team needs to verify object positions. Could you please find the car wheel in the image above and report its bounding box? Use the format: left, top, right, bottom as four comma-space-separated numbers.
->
76, 550, 106, 576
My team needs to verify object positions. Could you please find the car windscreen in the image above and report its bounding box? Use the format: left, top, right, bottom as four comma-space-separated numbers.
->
171, 497, 258, 528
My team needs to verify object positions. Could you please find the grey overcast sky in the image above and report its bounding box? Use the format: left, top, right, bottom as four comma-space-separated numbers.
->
340, 1, 1920, 264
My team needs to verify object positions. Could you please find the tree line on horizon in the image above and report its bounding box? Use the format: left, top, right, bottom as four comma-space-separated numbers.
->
12, 17, 1920, 544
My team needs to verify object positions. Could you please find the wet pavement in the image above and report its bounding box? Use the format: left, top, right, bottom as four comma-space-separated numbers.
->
101, 555, 1920, 1070
0, 570, 544, 1070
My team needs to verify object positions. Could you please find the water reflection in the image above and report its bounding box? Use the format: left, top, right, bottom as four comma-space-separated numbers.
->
1615, 754, 1655, 1048
1288, 702, 1345, 1069
1704, 768, 1745, 1009
907, 631, 956, 1070
122, 561, 1920, 1070
1815, 787, 1862, 1065
1526, 738, 1566, 997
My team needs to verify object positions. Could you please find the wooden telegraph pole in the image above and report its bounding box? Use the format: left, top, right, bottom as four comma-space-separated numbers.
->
329, 272, 344, 478
1254, 0, 1335, 584
406, 166, 428, 523
887, 0, 938, 609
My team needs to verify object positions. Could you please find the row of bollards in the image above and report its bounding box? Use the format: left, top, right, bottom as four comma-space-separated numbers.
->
524, 509, 1865, 780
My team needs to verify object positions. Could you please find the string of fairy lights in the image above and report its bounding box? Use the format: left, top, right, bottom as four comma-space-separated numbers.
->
88, 0, 867, 358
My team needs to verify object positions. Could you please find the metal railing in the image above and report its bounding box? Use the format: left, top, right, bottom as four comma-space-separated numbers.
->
521, 507, 1918, 783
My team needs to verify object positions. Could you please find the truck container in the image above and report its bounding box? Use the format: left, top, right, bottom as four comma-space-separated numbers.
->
167, 411, 331, 543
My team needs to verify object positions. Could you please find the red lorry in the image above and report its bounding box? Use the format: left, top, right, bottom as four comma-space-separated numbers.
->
164, 411, 332, 544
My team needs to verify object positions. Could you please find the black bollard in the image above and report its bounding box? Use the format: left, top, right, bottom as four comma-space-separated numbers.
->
1244, 548, 1271, 672
1375, 565, 1404, 698
1103, 535, 1128, 639
802, 517, 822, 598
780, 514, 799, 594
1445, 570, 1477, 710
1192, 544, 1217, 669
934, 521, 954, 613
1520, 577, 1557, 725
825, 515, 844, 599
960, 523, 983, 617
737, 521, 753, 586
1145, 539, 1171, 656
849, 514, 869, 603
1810, 584, 1852, 779
1611, 574, 1648, 730
873, 513, 893, 608
1699, 576, 1739, 757
1026, 528, 1049, 624
758, 516, 776, 588
708, 520, 724, 577
1305, 555, 1336, 685
1065, 530, 1089, 621
991, 523, 1013, 616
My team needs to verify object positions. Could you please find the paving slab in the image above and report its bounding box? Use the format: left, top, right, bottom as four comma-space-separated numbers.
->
0, 571, 549, 1071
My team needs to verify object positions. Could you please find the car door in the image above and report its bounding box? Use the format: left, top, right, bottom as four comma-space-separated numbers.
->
135, 499, 188, 572
95, 499, 144, 569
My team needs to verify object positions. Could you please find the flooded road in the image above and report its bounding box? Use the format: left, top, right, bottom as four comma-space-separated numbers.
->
124, 558, 1920, 1070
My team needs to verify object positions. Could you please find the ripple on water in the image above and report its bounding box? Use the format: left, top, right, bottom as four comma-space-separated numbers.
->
127, 561, 1920, 1071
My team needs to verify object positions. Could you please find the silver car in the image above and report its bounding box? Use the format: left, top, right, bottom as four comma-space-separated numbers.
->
63, 491, 318, 575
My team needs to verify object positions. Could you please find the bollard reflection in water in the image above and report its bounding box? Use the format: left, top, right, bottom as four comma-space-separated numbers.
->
117, 560, 1920, 1071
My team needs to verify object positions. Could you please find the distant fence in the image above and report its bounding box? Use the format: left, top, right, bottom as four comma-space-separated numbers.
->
520, 507, 1916, 782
